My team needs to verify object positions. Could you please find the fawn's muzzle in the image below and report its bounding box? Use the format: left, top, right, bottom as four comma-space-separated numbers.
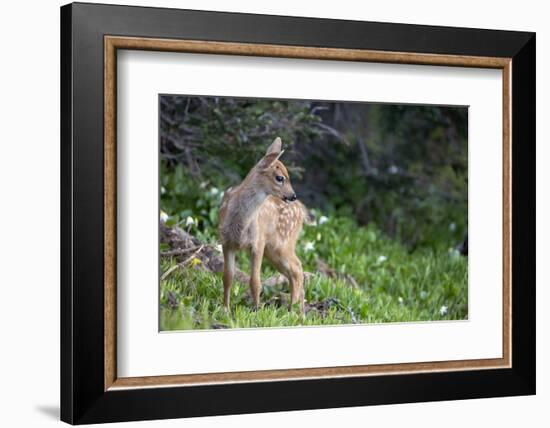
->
284, 193, 297, 202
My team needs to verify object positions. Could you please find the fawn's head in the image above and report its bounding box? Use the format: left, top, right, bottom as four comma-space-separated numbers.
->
250, 137, 297, 203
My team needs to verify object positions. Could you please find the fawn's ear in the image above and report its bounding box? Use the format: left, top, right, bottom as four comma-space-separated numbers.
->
257, 149, 285, 170
256, 137, 284, 169
265, 137, 282, 156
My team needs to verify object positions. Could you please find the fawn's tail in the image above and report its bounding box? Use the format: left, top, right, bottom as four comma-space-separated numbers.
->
298, 201, 316, 226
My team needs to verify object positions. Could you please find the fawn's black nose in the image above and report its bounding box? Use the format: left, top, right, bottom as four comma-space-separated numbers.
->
285, 193, 297, 202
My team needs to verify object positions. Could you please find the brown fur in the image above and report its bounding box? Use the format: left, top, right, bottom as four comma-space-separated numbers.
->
218, 137, 306, 312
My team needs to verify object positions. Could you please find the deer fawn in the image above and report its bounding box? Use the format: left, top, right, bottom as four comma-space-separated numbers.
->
219, 137, 306, 312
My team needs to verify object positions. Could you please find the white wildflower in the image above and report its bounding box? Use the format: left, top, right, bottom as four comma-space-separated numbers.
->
449, 222, 457, 232
318, 215, 329, 225
440, 305, 448, 316
185, 216, 195, 226
160, 211, 169, 222
398, 297, 404, 304
377, 255, 387, 263
420, 290, 428, 300
209, 187, 219, 196
316, 232, 322, 241
449, 248, 461, 260
304, 241, 315, 252
215, 244, 223, 253
388, 165, 399, 174
160, 186, 166, 195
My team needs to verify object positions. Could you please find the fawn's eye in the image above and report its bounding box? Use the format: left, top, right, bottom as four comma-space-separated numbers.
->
275, 175, 285, 183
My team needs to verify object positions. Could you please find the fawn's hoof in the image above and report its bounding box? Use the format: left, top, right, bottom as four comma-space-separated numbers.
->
250, 304, 262, 312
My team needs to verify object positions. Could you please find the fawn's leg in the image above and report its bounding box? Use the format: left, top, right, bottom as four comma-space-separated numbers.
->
223, 248, 236, 310
249, 243, 265, 309
288, 254, 305, 313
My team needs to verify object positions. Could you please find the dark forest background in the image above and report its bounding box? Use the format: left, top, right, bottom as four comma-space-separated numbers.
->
159, 95, 468, 251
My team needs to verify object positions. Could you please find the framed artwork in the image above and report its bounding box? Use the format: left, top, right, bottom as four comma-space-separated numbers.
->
60, 2, 535, 424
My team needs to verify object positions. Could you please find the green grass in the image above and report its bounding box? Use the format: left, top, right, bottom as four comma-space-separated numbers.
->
160, 214, 467, 330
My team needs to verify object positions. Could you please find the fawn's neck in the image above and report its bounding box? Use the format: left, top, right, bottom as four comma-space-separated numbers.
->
228, 175, 268, 235
235, 177, 267, 222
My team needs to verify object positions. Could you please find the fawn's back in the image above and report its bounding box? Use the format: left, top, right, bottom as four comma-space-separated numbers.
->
218, 186, 305, 253
258, 195, 305, 253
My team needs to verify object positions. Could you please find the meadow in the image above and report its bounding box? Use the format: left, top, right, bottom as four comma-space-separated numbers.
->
159, 188, 467, 330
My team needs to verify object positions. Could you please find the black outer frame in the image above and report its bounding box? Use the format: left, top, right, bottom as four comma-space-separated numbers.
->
60, 2, 535, 424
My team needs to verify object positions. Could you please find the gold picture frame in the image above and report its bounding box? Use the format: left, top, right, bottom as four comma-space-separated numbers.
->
103, 36, 512, 391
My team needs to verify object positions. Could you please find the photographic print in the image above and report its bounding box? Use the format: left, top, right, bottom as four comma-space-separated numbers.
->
159, 95, 468, 331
